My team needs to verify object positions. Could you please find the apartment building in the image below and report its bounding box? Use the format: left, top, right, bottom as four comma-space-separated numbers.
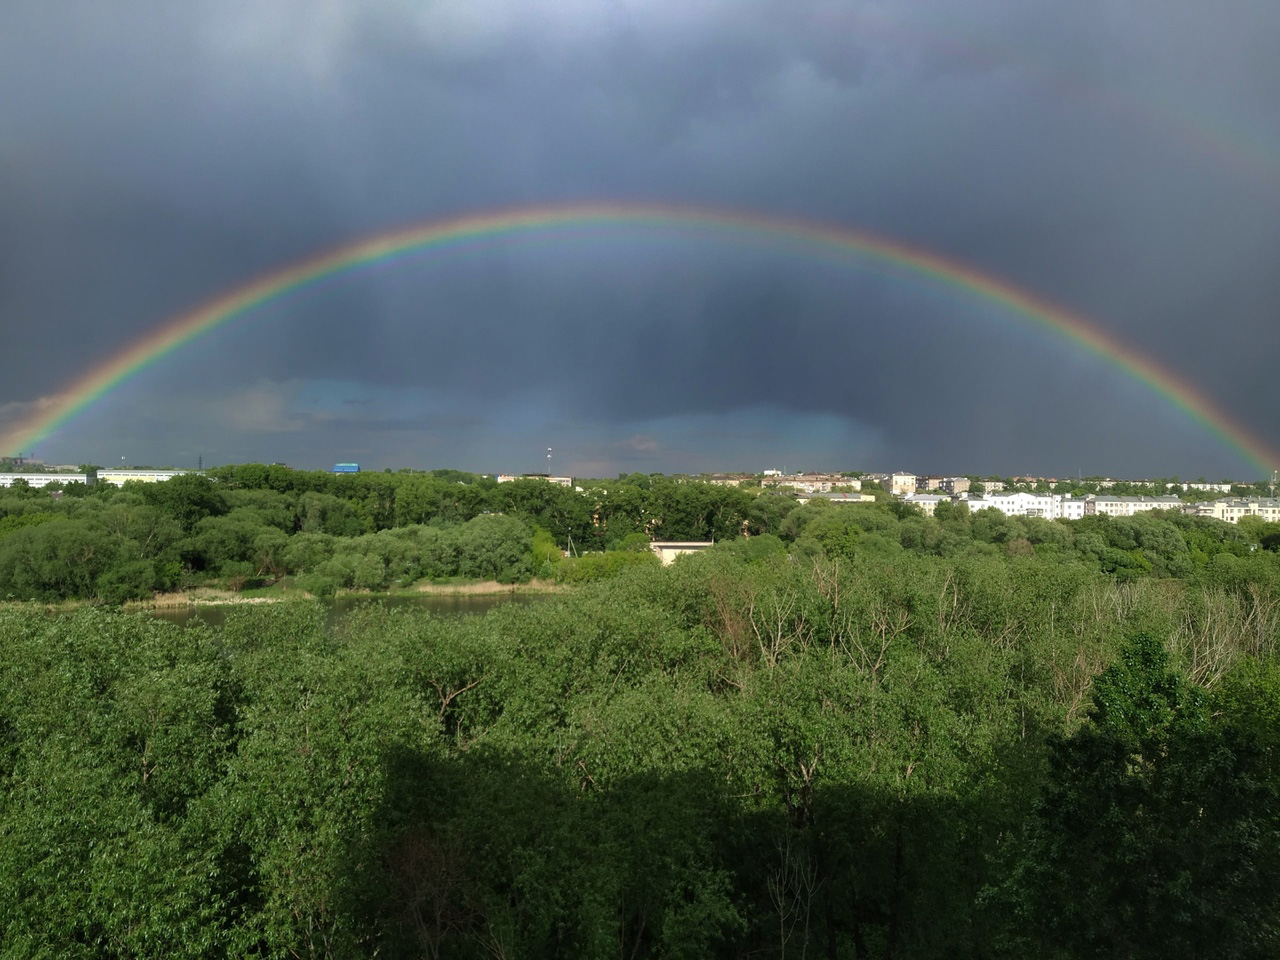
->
888, 472, 917, 496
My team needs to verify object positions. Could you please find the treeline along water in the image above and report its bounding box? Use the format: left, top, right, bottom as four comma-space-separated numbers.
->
2, 544, 1279, 958
4, 463, 1280, 604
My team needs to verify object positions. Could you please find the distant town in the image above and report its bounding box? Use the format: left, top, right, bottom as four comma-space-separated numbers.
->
2, 457, 1278, 526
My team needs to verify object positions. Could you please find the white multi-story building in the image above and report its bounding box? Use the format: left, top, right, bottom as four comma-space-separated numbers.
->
965, 491, 1055, 518
961, 492, 1084, 521
1056, 495, 1086, 520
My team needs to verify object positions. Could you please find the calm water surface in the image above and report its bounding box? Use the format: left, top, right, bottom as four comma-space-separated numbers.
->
148, 592, 548, 630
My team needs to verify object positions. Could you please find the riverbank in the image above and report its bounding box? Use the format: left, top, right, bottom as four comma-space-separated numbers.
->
0, 578, 569, 613
410, 578, 566, 596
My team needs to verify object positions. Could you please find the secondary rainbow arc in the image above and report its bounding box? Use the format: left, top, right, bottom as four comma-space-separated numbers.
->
3, 202, 1275, 474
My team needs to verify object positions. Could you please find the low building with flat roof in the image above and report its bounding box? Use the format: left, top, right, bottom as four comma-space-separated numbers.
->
96, 469, 192, 486
794, 491, 877, 505
0, 472, 93, 488
901, 493, 948, 515
648, 541, 714, 565
1085, 495, 1184, 517
496, 473, 574, 487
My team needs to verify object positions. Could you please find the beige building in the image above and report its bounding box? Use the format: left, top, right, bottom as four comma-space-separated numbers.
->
888, 472, 917, 496
765, 473, 859, 494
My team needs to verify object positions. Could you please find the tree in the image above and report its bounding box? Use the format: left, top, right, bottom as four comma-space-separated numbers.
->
140, 473, 227, 532
1003, 635, 1280, 958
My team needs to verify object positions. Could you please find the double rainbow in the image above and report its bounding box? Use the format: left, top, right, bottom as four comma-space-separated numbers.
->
3, 202, 1275, 475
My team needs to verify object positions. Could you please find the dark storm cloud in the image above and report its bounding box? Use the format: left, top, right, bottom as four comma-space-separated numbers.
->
2, 0, 1279, 476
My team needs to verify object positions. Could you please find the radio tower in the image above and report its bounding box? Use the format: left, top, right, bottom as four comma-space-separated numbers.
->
547, 447, 552, 473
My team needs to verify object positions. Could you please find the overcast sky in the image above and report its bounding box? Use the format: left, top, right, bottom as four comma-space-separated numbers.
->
3, 0, 1278, 478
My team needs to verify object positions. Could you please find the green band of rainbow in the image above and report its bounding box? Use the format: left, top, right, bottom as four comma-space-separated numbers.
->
3, 202, 1275, 474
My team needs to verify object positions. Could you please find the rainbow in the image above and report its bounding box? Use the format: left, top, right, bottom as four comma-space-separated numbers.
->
3, 201, 1276, 474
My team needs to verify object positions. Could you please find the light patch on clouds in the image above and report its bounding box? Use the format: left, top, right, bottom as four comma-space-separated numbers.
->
214, 381, 309, 434
199, 0, 360, 88
626, 433, 660, 454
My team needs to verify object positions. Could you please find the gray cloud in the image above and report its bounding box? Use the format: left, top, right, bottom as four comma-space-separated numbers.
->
3, 0, 1279, 477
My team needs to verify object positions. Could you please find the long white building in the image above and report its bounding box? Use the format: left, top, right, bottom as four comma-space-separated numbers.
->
958, 492, 1188, 521
95, 469, 192, 486
0, 473, 93, 488
1085, 495, 1184, 517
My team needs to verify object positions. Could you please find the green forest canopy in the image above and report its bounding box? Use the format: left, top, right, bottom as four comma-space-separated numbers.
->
2, 544, 1278, 957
